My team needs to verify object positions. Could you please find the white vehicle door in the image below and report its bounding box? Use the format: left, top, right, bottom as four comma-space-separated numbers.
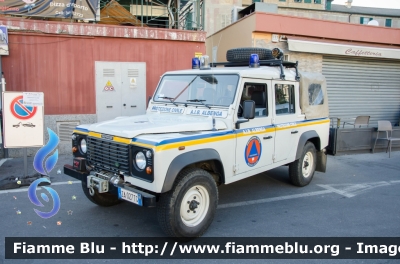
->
234, 79, 274, 175
272, 81, 301, 163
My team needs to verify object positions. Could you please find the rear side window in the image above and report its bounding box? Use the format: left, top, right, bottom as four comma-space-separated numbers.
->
275, 84, 295, 115
308, 83, 324, 105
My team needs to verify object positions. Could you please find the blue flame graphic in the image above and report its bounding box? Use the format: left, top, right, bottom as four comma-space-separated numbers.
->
33, 128, 59, 175
28, 178, 61, 219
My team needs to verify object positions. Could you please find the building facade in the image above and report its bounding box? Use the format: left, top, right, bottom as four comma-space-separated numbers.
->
206, 12, 400, 129
0, 17, 205, 157
206, 0, 400, 36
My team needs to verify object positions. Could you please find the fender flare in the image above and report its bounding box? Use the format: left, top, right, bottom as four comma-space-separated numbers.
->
161, 149, 224, 193
295, 130, 320, 160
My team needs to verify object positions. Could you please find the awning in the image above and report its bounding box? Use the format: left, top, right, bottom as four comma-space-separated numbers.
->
287, 36, 400, 60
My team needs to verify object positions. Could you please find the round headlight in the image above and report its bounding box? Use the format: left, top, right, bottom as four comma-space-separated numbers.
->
135, 152, 146, 170
146, 150, 152, 158
80, 138, 87, 154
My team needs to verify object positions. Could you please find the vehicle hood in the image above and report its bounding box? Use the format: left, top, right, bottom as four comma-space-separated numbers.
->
80, 114, 227, 139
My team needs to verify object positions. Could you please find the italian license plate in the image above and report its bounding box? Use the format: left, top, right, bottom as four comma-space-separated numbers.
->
118, 188, 143, 206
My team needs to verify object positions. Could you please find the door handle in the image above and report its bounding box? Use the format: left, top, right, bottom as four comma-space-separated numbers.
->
131, 105, 137, 108
106, 106, 113, 108
291, 130, 298, 134
263, 136, 273, 140
123, 104, 126, 106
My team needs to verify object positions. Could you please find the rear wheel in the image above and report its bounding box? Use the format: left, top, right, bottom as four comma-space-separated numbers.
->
157, 168, 218, 239
82, 181, 121, 207
289, 142, 317, 187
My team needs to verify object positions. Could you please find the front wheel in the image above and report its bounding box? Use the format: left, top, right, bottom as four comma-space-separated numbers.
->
157, 168, 218, 239
289, 142, 317, 187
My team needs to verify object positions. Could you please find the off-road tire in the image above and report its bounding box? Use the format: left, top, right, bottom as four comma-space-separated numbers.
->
82, 181, 121, 207
157, 168, 218, 240
289, 142, 317, 187
226, 47, 274, 62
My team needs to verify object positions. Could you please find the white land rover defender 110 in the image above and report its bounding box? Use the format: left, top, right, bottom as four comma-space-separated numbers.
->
64, 47, 330, 239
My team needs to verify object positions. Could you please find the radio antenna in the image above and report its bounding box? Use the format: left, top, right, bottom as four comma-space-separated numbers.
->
211, 33, 223, 64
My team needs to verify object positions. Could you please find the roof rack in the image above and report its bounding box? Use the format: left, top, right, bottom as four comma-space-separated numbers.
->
210, 60, 300, 81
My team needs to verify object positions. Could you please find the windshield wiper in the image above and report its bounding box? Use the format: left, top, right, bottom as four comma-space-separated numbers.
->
173, 76, 199, 101
187, 99, 211, 109
158, 96, 178, 107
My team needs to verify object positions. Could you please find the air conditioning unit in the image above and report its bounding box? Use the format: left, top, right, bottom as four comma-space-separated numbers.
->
272, 34, 280, 43
231, 6, 244, 23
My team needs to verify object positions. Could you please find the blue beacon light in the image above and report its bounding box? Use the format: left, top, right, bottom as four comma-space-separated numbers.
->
249, 54, 260, 68
192, 58, 200, 69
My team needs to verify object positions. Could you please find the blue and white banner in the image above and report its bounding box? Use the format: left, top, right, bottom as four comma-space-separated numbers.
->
0, 25, 8, 55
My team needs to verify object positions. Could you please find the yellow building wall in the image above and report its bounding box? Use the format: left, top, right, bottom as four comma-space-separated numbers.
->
206, 14, 256, 62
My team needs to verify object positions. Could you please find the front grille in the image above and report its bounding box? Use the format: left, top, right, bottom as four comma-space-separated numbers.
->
87, 137, 130, 173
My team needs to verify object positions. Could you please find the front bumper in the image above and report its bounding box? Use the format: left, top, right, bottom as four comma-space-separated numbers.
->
63, 164, 156, 207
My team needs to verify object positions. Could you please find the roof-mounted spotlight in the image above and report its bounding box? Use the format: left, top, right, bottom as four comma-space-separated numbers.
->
249, 54, 260, 68
200, 55, 210, 70
192, 57, 200, 69
272, 48, 284, 60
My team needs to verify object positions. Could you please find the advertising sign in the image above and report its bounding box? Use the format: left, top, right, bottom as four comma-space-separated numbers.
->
0, 0, 100, 21
0, 25, 8, 56
2, 92, 44, 148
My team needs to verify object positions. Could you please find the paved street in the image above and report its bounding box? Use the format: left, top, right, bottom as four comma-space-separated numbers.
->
0, 151, 399, 264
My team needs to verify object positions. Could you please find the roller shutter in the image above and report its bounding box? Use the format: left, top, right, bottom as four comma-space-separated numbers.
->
322, 55, 400, 127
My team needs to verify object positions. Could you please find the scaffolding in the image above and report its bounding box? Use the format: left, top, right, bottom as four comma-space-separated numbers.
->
100, 0, 204, 30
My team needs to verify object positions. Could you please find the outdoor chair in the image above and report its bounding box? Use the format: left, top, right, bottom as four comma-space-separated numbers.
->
342, 116, 370, 128
372, 121, 400, 158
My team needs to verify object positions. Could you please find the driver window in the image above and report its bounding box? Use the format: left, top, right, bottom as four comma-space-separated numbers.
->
240, 83, 268, 117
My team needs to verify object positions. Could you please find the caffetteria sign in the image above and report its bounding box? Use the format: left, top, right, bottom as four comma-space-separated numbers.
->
0, 0, 100, 21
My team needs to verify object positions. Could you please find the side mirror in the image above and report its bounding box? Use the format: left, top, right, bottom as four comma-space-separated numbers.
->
242, 100, 255, 119
236, 100, 255, 129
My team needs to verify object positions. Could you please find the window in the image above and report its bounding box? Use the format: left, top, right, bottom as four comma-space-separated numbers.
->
360, 17, 373, 25
308, 84, 324, 105
385, 19, 392, 27
279, 0, 286, 2
241, 83, 268, 117
326, 0, 332, 10
294, 0, 302, 3
220, 14, 231, 28
275, 84, 295, 115
154, 74, 239, 107
185, 12, 192, 30
304, 0, 311, 3
314, 0, 321, 3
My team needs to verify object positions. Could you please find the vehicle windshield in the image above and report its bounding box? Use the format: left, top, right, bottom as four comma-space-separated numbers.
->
154, 74, 239, 107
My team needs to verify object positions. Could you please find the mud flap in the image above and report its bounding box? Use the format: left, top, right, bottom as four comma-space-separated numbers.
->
316, 149, 327, 173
